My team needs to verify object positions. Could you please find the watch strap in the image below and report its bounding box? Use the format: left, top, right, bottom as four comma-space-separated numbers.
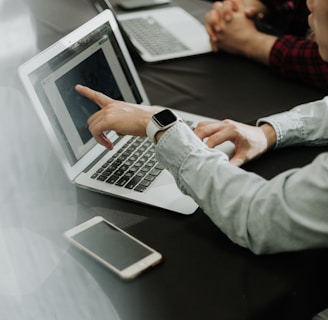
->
146, 109, 181, 143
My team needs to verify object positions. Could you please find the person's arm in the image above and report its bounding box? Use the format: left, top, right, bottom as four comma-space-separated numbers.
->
205, 1, 278, 64
268, 36, 328, 90
156, 120, 328, 255
76, 85, 328, 254
193, 97, 328, 167
257, 97, 328, 148
157, 97, 328, 254
206, 0, 328, 89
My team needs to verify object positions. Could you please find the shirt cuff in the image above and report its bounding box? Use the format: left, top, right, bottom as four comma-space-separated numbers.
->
155, 122, 229, 190
155, 122, 203, 175
257, 111, 304, 148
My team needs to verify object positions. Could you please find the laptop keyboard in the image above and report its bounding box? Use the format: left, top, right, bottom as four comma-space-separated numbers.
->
121, 17, 189, 56
91, 136, 164, 193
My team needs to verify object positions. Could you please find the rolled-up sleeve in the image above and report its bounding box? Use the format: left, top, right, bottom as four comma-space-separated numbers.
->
156, 118, 328, 254
257, 97, 328, 148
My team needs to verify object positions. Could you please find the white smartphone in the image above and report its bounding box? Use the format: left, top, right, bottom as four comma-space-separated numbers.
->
117, 0, 171, 10
64, 216, 162, 279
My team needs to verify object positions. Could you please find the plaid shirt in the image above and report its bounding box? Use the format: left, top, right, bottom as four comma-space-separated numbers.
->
261, 0, 328, 90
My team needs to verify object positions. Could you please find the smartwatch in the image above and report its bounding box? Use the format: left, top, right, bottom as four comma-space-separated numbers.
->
146, 109, 181, 143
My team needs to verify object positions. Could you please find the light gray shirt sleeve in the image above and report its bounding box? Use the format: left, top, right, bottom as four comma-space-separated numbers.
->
257, 96, 328, 148
155, 98, 328, 254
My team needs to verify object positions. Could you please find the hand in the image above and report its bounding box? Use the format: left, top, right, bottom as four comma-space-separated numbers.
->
194, 119, 276, 166
205, 0, 276, 63
205, 0, 267, 43
242, 0, 268, 18
205, 1, 238, 52
206, 0, 260, 55
75, 85, 162, 149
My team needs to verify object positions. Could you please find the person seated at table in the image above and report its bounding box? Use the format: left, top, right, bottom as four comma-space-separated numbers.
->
204, 0, 328, 90
75, 0, 328, 255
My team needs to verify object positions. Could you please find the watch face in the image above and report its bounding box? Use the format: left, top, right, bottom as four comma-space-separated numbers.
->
154, 109, 177, 127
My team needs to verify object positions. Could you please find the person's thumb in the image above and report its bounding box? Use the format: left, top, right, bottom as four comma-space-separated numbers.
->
244, 6, 259, 19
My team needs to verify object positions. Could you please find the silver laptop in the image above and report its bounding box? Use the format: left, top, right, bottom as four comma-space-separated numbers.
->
18, 10, 233, 215
95, 0, 212, 62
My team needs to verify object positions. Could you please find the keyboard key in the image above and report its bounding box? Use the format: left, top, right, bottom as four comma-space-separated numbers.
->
115, 176, 131, 187
125, 177, 142, 189
92, 136, 164, 192
121, 17, 189, 56
96, 175, 107, 181
134, 185, 147, 193
106, 174, 120, 184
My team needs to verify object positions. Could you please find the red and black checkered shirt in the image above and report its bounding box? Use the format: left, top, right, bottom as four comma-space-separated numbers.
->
261, 0, 328, 90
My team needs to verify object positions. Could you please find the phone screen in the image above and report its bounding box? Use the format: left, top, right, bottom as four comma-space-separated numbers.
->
72, 220, 152, 270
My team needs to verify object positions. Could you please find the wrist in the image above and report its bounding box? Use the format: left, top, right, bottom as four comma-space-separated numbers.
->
146, 109, 181, 143
244, 32, 278, 64
260, 123, 277, 150
155, 130, 167, 142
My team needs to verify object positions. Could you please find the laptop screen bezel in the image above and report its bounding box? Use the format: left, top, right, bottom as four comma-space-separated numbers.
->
18, 9, 150, 181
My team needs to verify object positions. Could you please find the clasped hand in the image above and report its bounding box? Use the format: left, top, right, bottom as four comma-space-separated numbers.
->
205, 0, 266, 53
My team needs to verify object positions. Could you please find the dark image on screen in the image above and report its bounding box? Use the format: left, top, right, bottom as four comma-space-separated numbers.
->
55, 48, 124, 144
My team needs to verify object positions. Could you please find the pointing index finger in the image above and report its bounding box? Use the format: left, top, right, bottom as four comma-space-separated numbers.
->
75, 84, 113, 108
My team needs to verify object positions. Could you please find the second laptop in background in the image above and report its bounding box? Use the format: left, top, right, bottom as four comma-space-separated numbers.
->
117, 6, 212, 62
95, 1, 212, 62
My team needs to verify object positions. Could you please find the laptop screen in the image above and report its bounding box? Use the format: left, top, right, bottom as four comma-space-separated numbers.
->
27, 21, 143, 166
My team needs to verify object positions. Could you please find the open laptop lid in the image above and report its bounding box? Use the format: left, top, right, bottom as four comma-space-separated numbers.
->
18, 9, 150, 181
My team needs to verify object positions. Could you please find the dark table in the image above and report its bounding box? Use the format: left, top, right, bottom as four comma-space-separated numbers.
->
2, 0, 328, 319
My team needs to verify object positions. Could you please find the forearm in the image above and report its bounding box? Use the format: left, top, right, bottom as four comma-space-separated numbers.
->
269, 36, 328, 90
241, 30, 278, 65
156, 123, 328, 254
257, 97, 328, 148
259, 123, 277, 149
